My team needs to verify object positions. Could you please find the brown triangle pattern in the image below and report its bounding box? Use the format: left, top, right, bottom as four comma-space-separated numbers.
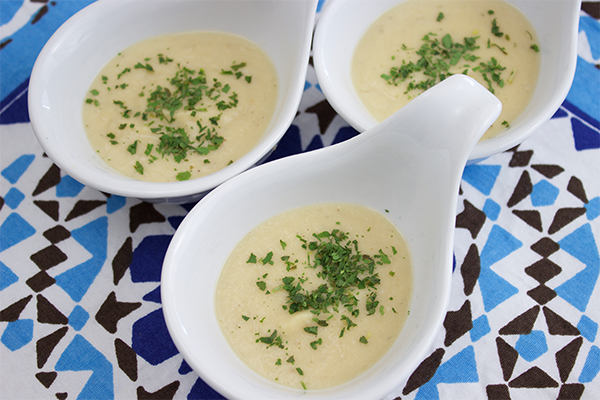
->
509, 149, 533, 167
30, 245, 67, 271
512, 209, 543, 231
486, 384, 511, 399
33, 200, 59, 221
496, 337, 519, 381
460, 244, 480, 296
36, 327, 68, 369
567, 176, 588, 203
557, 383, 585, 399
531, 164, 564, 179
402, 348, 445, 395
65, 200, 107, 222
443, 300, 473, 347
555, 337, 583, 383
455, 200, 486, 239
499, 306, 539, 335
32, 164, 61, 197
548, 208, 587, 234
95, 292, 142, 334
26, 271, 56, 292
56, 392, 67, 400
129, 202, 166, 233
35, 371, 57, 389
507, 171, 533, 208
530, 237, 560, 257
527, 285, 557, 305
115, 338, 138, 382
113, 237, 133, 285
305, 99, 337, 135
542, 307, 580, 336
508, 366, 559, 388
136, 381, 181, 399
36, 294, 68, 325
525, 258, 562, 283
42, 225, 70, 244
0, 295, 33, 322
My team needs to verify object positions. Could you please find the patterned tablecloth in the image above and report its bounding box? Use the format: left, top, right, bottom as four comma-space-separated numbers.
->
1, 1, 599, 399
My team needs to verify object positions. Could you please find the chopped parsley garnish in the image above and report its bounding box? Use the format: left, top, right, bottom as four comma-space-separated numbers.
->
86, 54, 253, 181
250, 227, 398, 364
380, 11, 530, 98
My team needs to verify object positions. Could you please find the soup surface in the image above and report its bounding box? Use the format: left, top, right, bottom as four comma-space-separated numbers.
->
215, 203, 413, 389
83, 31, 278, 182
352, 0, 540, 140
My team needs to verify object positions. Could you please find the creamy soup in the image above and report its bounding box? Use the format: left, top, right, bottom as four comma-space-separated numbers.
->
83, 31, 278, 182
215, 203, 413, 390
352, 0, 540, 140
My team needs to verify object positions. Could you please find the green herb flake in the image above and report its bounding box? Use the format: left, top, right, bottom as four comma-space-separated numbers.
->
90, 89, 99, 96
247, 253, 257, 264
303, 326, 319, 335
257, 330, 284, 348
359, 336, 369, 344
261, 251, 274, 265
286, 356, 295, 365
134, 62, 154, 72
530, 44, 540, 52
127, 140, 138, 155
242, 315, 250, 321
310, 338, 323, 350
134, 161, 144, 175
176, 171, 191, 181
436, 12, 444, 22
491, 18, 504, 38
256, 281, 267, 291
296, 367, 304, 376
275, 358, 281, 366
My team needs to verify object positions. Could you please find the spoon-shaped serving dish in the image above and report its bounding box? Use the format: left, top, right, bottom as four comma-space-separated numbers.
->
161, 75, 502, 399
313, 0, 580, 163
28, 0, 318, 204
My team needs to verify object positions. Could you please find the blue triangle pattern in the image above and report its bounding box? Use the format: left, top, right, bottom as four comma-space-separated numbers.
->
55, 217, 108, 302
56, 175, 85, 198
1, 319, 33, 351
0, 212, 36, 252
480, 225, 523, 268
434, 346, 479, 384
579, 345, 600, 383
478, 225, 521, 311
572, 118, 600, 151
1, 154, 34, 184
586, 197, 600, 220
130, 235, 172, 283
132, 308, 178, 366
106, 195, 126, 214
462, 164, 501, 195
0, 261, 19, 291
55, 334, 114, 399
555, 223, 600, 312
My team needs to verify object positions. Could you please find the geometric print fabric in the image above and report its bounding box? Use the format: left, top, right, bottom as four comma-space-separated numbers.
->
2, 1, 600, 399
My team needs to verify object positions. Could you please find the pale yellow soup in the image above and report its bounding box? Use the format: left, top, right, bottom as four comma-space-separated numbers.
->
215, 203, 413, 390
352, 0, 540, 140
83, 31, 278, 182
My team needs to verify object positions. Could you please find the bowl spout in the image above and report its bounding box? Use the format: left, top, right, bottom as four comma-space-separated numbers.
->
369, 74, 502, 171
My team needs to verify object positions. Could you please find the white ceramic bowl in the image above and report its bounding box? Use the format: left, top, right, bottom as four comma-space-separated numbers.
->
28, 0, 317, 203
162, 75, 502, 400
313, 0, 581, 163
